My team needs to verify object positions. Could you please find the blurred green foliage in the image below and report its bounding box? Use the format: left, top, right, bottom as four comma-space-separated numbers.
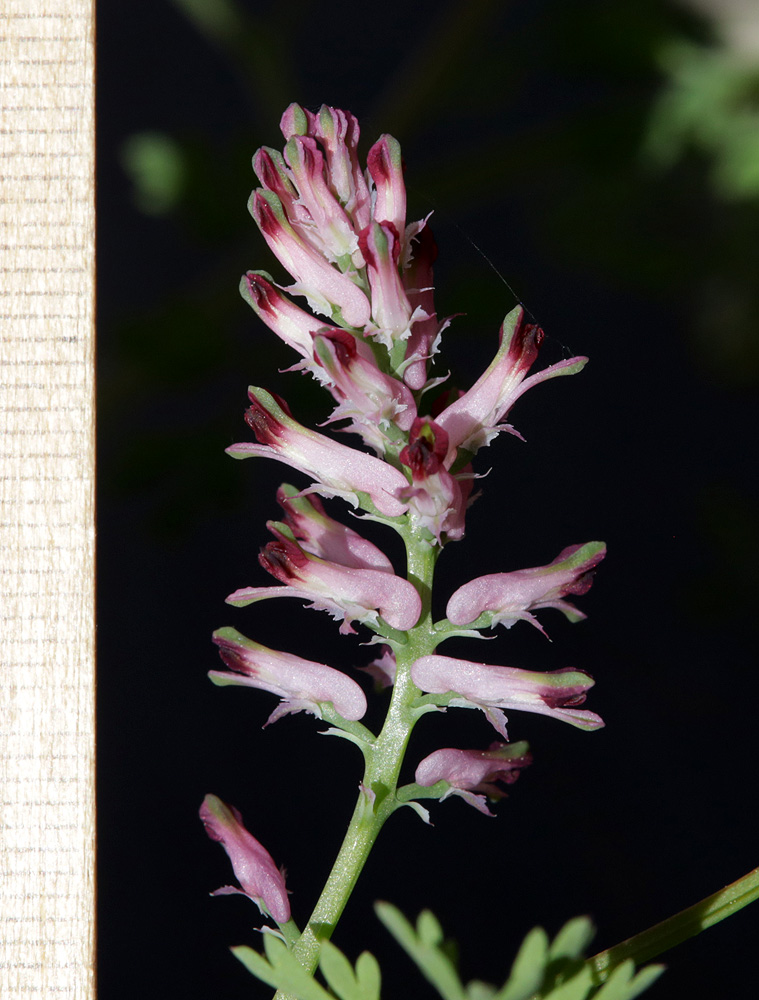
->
645, 41, 759, 199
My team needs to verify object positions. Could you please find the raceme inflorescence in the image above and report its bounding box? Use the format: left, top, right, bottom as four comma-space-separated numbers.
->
200, 103, 606, 983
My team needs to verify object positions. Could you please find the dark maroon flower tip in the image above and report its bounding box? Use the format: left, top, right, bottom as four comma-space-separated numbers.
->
400, 418, 449, 478
243, 272, 278, 315
258, 538, 308, 582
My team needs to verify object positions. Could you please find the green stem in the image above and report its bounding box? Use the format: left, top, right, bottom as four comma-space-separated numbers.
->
589, 865, 759, 980
273, 525, 440, 998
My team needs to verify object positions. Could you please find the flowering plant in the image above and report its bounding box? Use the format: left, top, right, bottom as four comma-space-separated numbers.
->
200, 104, 759, 1000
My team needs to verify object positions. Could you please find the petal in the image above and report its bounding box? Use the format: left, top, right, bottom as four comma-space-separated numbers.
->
435, 306, 587, 460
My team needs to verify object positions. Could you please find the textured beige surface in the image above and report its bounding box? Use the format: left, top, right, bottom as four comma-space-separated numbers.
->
0, 2, 95, 998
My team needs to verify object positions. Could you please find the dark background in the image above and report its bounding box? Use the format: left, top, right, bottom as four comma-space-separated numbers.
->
97, 1, 759, 998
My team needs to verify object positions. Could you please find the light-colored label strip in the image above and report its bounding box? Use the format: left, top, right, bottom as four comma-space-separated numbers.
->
0, 2, 95, 998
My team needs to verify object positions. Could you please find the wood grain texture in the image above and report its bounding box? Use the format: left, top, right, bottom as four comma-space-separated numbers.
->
0, 2, 95, 998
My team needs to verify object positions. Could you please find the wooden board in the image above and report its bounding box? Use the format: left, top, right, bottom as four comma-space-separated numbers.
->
0, 2, 95, 998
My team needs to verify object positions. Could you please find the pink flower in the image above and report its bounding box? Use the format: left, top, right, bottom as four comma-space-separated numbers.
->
367, 135, 406, 251
411, 654, 604, 739
398, 418, 466, 543
359, 645, 397, 689
281, 104, 371, 232
360, 222, 423, 349
199, 793, 290, 924
435, 305, 587, 462
283, 135, 360, 264
414, 742, 532, 816
275, 483, 394, 572
239, 270, 342, 366
227, 523, 421, 635
249, 189, 370, 329
446, 541, 606, 634
210, 626, 367, 724
312, 327, 417, 451
226, 387, 410, 518
252, 146, 300, 224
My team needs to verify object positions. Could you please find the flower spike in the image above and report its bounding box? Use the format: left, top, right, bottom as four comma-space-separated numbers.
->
199, 793, 291, 924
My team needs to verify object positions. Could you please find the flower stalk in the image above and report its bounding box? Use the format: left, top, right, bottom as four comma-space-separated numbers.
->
589, 865, 759, 982
202, 102, 613, 993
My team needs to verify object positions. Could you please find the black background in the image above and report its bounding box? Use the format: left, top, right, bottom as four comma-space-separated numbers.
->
97, 2, 759, 998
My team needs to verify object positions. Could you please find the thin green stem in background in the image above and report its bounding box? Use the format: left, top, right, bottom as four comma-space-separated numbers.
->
589, 865, 759, 981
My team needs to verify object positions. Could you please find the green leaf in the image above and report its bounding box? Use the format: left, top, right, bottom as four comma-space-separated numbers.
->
496, 927, 549, 1000
549, 919, 596, 963
232, 946, 281, 989
592, 961, 665, 1000
418, 910, 445, 948
319, 940, 359, 1000
355, 951, 382, 1000
374, 902, 418, 953
542, 963, 594, 1000
592, 961, 635, 1000
467, 980, 497, 1000
375, 902, 466, 1000
623, 965, 666, 1000
233, 940, 334, 1000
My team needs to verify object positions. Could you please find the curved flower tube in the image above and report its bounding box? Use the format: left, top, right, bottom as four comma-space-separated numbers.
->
227, 526, 421, 635
210, 626, 367, 724
275, 484, 394, 572
249, 189, 371, 328
239, 270, 345, 367
414, 742, 532, 816
226, 387, 410, 518
435, 305, 587, 462
312, 327, 417, 450
199, 793, 291, 924
411, 654, 604, 739
446, 541, 606, 633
